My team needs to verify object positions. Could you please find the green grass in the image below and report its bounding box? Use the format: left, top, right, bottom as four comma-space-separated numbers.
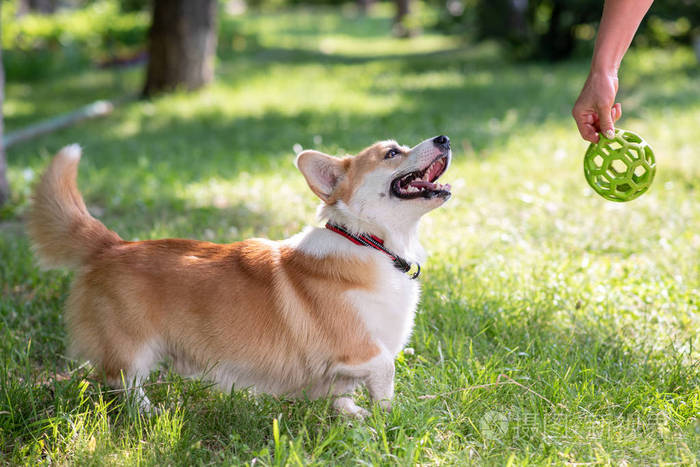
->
1, 4, 699, 465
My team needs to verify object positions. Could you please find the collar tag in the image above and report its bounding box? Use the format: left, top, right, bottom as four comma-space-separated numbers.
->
406, 262, 421, 279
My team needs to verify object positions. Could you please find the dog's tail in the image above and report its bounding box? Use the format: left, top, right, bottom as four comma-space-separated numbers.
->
27, 144, 121, 270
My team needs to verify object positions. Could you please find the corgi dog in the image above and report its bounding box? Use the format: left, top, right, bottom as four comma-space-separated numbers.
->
27, 136, 452, 417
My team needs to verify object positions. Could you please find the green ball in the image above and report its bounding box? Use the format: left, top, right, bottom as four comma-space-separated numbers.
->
583, 129, 656, 202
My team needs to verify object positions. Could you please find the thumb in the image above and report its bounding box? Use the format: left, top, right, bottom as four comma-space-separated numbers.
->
598, 105, 615, 139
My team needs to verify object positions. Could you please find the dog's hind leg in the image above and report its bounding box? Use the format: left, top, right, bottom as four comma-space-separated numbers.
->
67, 283, 161, 413
102, 341, 161, 413
126, 341, 162, 412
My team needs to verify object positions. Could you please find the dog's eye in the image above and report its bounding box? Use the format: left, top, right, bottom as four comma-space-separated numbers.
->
385, 148, 400, 159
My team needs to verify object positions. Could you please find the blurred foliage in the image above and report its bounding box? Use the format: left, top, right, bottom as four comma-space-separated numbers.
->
435, 0, 700, 61
115, 0, 150, 12
479, 0, 600, 61
1, 0, 698, 83
247, 0, 346, 8
638, 0, 700, 47
1, 0, 149, 81
0, 0, 250, 82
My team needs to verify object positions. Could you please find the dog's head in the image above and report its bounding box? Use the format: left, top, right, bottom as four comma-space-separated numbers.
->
296, 136, 452, 234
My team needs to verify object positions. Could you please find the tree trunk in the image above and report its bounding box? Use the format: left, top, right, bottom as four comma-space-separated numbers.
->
393, 0, 411, 37
539, 0, 576, 61
142, 0, 218, 97
357, 0, 374, 15
0, 2, 9, 208
508, 0, 528, 38
17, 0, 57, 16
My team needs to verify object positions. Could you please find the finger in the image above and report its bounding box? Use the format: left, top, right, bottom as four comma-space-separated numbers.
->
579, 112, 595, 124
576, 119, 599, 143
597, 104, 615, 139
612, 103, 622, 122
572, 106, 599, 141
572, 104, 595, 123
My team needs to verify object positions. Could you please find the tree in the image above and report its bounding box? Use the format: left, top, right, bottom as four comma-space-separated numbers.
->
142, 0, 218, 97
394, 0, 412, 37
0, 2, 9, 208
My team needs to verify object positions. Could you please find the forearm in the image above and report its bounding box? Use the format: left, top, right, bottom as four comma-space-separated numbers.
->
591, 0, 654, 74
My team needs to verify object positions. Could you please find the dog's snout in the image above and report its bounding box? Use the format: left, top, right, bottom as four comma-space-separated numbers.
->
433, 135, 450, 149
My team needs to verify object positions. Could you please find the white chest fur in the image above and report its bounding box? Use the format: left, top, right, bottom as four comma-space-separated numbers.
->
289, 227, 421, 357
344, 260, 420, 356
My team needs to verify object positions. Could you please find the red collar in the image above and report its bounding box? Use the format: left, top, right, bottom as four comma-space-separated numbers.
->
325, 222, 421, 279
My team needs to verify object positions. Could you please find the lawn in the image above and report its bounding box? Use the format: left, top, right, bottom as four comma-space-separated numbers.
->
1, 4, 699, 465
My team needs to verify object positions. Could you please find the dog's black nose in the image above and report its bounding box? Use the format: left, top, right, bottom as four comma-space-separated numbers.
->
433, 135, 450, 149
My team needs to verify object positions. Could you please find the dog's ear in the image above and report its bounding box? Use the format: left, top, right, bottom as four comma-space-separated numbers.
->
296, 150, 346, 202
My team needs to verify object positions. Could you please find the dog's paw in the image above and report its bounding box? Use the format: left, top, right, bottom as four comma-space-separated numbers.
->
333, 396, 370, 419
143, 403, 164, 417
350, 406, 371, 419
126, 391, 162, 416
378, 399, 392, 412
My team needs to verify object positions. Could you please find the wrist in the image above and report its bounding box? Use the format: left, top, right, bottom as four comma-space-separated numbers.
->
589, 63, 618, 80
590, 52, 620, 77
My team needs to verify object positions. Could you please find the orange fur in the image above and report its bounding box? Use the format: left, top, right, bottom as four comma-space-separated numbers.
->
27, 145, 120, 269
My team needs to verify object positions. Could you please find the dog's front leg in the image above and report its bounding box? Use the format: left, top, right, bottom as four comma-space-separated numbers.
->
362, 352, 394, 411
334, 349, 395, 414
326, 376, 369, 418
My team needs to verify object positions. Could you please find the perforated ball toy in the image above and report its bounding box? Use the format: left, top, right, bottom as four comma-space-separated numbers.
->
583, 129, 656, 202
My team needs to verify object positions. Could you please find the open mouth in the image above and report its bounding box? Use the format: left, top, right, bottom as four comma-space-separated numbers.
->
391, 154, 451, 199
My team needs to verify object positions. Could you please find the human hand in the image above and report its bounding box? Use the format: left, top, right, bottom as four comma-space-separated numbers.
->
572, 70, 622, 143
